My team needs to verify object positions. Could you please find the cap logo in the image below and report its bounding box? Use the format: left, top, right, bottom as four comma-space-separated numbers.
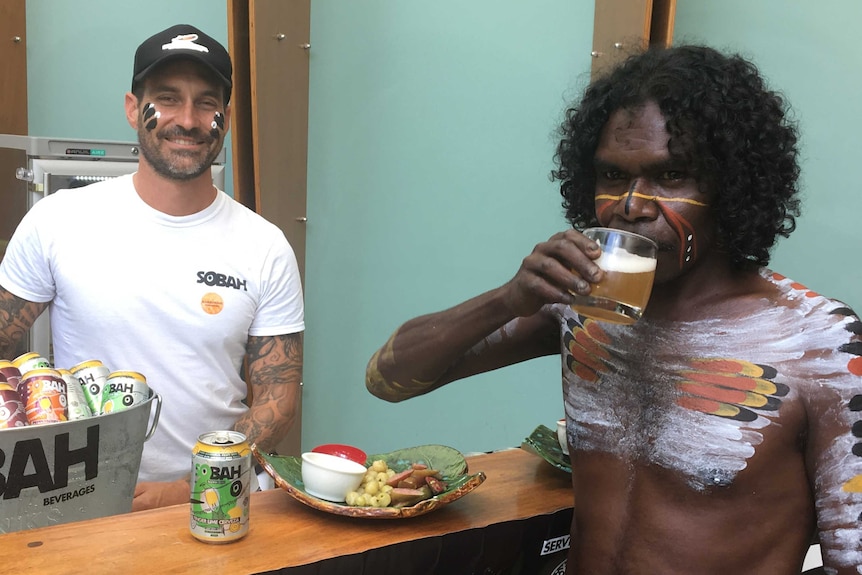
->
162, 33, 209, 54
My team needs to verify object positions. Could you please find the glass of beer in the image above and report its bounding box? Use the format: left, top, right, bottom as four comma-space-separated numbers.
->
570, 227, 657, 325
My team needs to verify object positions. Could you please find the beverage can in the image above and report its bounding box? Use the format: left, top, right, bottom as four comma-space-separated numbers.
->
70, 359, 110, 414
56, 368, 93, 420
190, 430, 252, 543
12, 352, 51, 375
0, 382, 28, 428
0, 360, 23, 392
100, 371, 149, 414
19, 368, 68, 425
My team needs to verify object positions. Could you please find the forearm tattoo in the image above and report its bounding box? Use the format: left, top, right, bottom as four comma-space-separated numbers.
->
0, 290, 46, 359
237, 333, 303, 452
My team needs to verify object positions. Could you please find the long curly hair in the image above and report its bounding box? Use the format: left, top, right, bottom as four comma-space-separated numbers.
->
551, 45, 801, 268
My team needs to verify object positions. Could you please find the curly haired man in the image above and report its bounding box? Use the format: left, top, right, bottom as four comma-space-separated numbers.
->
366, 46, 861, 574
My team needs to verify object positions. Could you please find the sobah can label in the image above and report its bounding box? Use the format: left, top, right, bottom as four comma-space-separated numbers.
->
12, 352, 51, 375
0, 360, 23, 392
20, 368, 67, 425
100, 371, 149, 414
56, 368, 93, 420
190, 431, 252, 543
70, 359, 110, 414
0, 382, 28, 428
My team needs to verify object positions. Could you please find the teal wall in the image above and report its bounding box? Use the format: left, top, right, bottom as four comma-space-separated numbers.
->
673, 1, 862, 314
303, 1, 593, 455
21, 1, 861, 457
25, 0, 233, 196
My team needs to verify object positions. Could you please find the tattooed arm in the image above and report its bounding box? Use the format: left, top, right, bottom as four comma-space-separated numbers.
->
235, 332, 303, 453
0, 285, 48, 360
136, 323, 303, 512
134, 334, 303, 511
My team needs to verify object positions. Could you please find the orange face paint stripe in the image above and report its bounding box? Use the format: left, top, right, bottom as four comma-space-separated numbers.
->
656, 203, 698, 268
595, 192, 709, 207
595, 200, 615, 222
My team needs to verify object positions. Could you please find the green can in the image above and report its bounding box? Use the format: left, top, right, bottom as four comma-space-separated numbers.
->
190, 430, 252, 543
56, 368, 92, 420
70, 359, 110, 414
100, 371, 149, 415
12, 352, 51, 375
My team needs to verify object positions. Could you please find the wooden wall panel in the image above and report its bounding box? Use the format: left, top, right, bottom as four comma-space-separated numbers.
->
249, 0, 310, 286
228, 0, 310, 457
228, 0, 255, 211
591, 0, 676, 81
0, 0, 27, 135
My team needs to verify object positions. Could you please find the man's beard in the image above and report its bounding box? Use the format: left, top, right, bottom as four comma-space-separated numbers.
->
137, 125, 221, 181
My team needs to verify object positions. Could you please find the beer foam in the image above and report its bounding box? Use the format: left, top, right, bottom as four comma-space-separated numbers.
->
597, 246, 657, 273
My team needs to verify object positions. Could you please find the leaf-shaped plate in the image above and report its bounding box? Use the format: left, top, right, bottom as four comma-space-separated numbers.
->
521, 424, 572, 473
253, 443, 486, 519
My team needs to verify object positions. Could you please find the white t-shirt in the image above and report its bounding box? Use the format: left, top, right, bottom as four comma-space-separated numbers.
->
0, 174, 305, 482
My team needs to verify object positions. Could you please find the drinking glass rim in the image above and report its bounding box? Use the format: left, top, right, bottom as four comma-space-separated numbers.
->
582, 227, 658, 250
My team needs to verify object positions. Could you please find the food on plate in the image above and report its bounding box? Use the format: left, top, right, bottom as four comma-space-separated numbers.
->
345, 459, 448, 508
253, 443, 485, 519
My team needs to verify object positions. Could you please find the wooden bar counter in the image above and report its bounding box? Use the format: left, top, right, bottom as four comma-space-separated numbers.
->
0, 448, 574, 574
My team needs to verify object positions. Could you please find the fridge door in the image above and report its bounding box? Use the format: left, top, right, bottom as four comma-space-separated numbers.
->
30, 157, 140, 204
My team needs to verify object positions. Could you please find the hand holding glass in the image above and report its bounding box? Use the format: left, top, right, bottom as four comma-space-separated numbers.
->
570, 228, 657, 325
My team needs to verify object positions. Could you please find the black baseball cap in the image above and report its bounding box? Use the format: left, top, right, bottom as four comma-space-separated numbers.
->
132, 24, 232, 103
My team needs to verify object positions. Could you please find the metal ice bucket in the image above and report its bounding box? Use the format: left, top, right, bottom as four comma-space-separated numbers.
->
0, 391, 161, 533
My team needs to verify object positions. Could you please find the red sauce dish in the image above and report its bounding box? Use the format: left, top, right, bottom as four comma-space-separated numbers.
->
312, 443, 367, 465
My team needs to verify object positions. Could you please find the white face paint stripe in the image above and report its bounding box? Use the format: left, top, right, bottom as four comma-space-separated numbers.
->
143, 103, 161, 131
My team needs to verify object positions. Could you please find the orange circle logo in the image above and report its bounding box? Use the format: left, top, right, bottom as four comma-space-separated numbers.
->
201, 292, 224, 315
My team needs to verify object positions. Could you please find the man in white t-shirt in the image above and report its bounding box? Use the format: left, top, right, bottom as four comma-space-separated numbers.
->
0, 24, 304, 511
